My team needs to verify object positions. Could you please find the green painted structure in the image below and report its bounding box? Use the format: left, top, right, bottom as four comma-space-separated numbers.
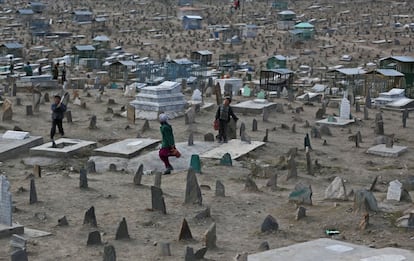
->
266, 55, 287, 69
379, 56, 414, 97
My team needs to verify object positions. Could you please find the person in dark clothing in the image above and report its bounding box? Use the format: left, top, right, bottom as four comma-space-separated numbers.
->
24, 62, 33, 76
61, 63, 66, 83
50, 95, 66, 144
158, 113, 176, 175
215, 97, 238, 143
52, 63, 59, 80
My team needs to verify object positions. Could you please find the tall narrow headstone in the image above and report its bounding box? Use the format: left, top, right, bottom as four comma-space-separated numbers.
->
151, 186, 167, 214
340, 96, 350, 119
262, 107, 269, 122
215, 180, 225, 197
263, 128, 269, 142
2, 104, 12, 121
214, 83, 222, 105
115, 217, 130, 240
127, 104, 136, 124
29, 178, 37, 204
80, 168, 88, 188
387, 180, 403, 201
355, 101, 361, 112
158, 242, 171, 257
133, 164, 143, 186
239, 122, 246, 137
0, 175, 12, 226
306, 150, 313, 176
245, 176, 260, 192
83, 206, 97, 227
252, 119, 258, 131
286, 155, 298, 180
227, 118, 237, 139
366, 91, 371, 109
402, 109, 409, 128
86, 160, 96, 173
190, 154, 201, 173
188, 132, 194, 146
184, 168, 202, 205
304, 133, 312, 150
364, 106, 369, 120
16, 97, 21, 106
204, 222, 217, 249
89, 115, 97, 129
374, 113, 384, 135
266, 173, 277, 191
178, 218, 193, 241
103, 244, 116, 261
32, 92, 41, 112
33, 165, 41, 178
65, 111, 72, 123
26, 105, 33, 116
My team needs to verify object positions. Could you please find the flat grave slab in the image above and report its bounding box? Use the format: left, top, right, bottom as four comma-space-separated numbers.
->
366, 144, 407, 157
316, 117, 355, 126
0, 223, 24, 239
232, 99, 277, 114
0, 134, 43, 161
200, 139, 265, 160
30, 138, 97, 157
93, 138, 160, 158
248, 238, 414, 261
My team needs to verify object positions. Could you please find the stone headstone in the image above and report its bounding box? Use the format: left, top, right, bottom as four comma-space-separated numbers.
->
103, 244, 116, 261
0, 175, 12, 226
151, 186, 166, 214
385, 135, 394, 148
324, 177, 347, 200
184, 246, 196, 261
188, 132, 194, 146
356, 101, 361, 112
252, 118, 258, 131
286, 155, 298, 180
65, 110, 72, 123
402, 109, 409, 128
80, 168, 88, 189
141, 120, 150, 132
291, 124, 296, 133
266, 173, 277, 191
154, 171, 162, 188
29, 178, 37, 204
215, 180, 225, 197
239, 122, 246, 137
109, 164, 117, 172
190, 155, 201, 173
340, 96, 350, 119
245, 176, 260, 192
83, 206, 97, 227
185, 107, 196, 125
184, 168, 202, 205
204, 222, 217, 249
261, 215, 278, 233
33, 165, 41, 178
304, 133, 312, 149
133, 164, 143, 186
86, 160, 96, 173
32, 92, 41, 112
258, 241, 270, 251
26, 105, 33, 116
315, 108, 324, 119
89, 115, 97, 129
205, 86, 212, 97
311, 126, 321, 139
364, 106, 369, 120
220, 153, 232, 166
306, 150, 313, 176
295, 206, 306, 220
43, 92, 49, 102
115, 217, 130, 240
127, 105, 135, 124
11, 249, 28, 261
320, 125, 332, 136
158, 242, 171, 256
227, 118, 237, 139
2, 105, 12, 121
178, 218, 193, 241
194, 247, 207, 259
58, 216, 68, 226
15, 97, 21, 106
240, 129, 251, 144
204, 133, 215, 142
374, 113, 384, 135
215, 83, 222, 105
387, 180, 403, 201
263, 128, 269, 142
289, 183, 312, 205
87, 231, 102, 245
263, 107, 270, 122
108, 98, 116, 105
353, 189, 379, 213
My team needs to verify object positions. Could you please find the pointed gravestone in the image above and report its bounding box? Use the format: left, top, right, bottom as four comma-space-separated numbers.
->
353, 189, 379, 213
261, 215, 278, 233
402, 109, 409, 128
244, 176, 260, 192
304, 133, 312, 150
374, 113, 384, 135
11, 249, 28, 261
266, 173, 277, 191
289, 183, 312, 205
0, 175, 12, 226
239, 122, 246, 137
151, 186, 166, 214
115, 217, 130, 240
215, 180, 225, 197
89, 115, 97, 129
87, 231, 102, 245
154, 171, 162, 188
188, 132, 194, 146
103, 244, 116, 261
86, 160, 96, 173
204, 133, 215, 142
252, 118, 258, 131
29, 178, 37, 204
195, 207, 211, 220
324, 177, 347, 200
178, 218, 193, 241
220, 153, 232, 166
195, 247, 207, 259
2, 104, 12, 121
142, 120, 150, 133
286, 155, 298, 180
296, 206, 306, 220
58, 216, 68, 226
184, 168, 202, 205
204, 222, 217, 249
80, 168, 88, 189
364, 106, 369, 120
83, 206, 97, 227
133, 164, 143, 186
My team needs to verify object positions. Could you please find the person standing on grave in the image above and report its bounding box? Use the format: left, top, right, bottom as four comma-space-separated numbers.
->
38, 64, 42, 75
61, 62, 67, 83
52, 63, 59, 80
158, 113, 176, 175
50, 95, 67, 145
215, 97, 238, 143
9, 56, 14, 75
24, 62, 33, 76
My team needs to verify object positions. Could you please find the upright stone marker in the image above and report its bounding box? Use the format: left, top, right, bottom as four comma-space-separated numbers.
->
154, 172, 162, 188
33, 165, 41, 178
184, 168, 202, 205
80, 168, 88, 189
26, 105, 33, 116
86, 160, 96, 173
374, 113, 384, 135
103, 244, 116, 261
115, 217, 130, 240
0, 175, 12, 226
190, 154, 201, 173
286, 155, 298, 180
29, 178, 37, 204
204, 222, 217, 249
188, 132, 194, 146
204, 133, 215, 142
215, 180, 225, 197
239, 122, 246, 137
151, 186, 167, 214
178, 218, 193, 241
127, 104, 136, 124
83, 206, 97, 227
252, 119, 258, 131
387, 180, 403, 201
220, 153, 232, 166
89, 115, 97, 129
87, 231, 102, 245
364, 106, 369, 120
133, 164, 143, 186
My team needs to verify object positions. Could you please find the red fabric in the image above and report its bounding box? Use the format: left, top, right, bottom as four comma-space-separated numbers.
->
159, 148, 172, 168
213, 119, 219, 130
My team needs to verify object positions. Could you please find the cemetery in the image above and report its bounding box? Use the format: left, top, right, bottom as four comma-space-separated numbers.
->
0, 0, 414, 260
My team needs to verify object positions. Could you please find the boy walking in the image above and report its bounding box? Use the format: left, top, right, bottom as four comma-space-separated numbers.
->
50, 95, 67, 146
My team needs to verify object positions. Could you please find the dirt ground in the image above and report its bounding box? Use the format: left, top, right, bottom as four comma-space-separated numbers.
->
0, 88, 414, 261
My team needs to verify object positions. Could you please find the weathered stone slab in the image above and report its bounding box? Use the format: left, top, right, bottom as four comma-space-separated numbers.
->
93, 138, 159, 158
0, 134, 43, 161
201, 139, 265, 159
366, 144, 407, 157
30, 138, 97, 157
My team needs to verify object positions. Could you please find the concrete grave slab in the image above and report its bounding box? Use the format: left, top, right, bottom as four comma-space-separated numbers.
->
0, 134, 43, 161
248, 238, 414, 261
23, 227, 52, 238
30, 138, 97, 157
201, 139, 265, 160
366, 144, 407, 157
316, 117, 355, 126
232, 99, 277, 114
0, 223, 24, 239
93, 138, 160, 158
2, 131, 30, 140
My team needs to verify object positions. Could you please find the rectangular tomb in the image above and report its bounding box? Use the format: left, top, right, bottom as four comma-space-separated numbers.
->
316, 117, 355, 126
366, 144, 407, 157
0, 133, 43, 161
93, 138, 160, 158
30, 138, 97, 157
231, 99, 277, 114
200, 139, 265, 159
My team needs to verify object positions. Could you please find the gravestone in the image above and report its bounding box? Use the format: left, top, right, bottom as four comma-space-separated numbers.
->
142, 120, 150, 132
188, 132, 194, 146
366, 91, 371, 109
151, 186, 166, 214
80, 168, 88, 189
227, 118, 237, 139
385, 135, 394, 148
25, 105, 33, 116
32, 92, 41, 112
324, 177, 347, 200
387, 180, 403, 201
402, 109, 409, 128
190, 155, 201, 173
89, 115, 97, 129
11, 249, 28, 261
263, 107, 270, 122
127, 105, 135, 124
320, 125, 332, 136
87, 231, 102, 245
33, 165, 41, 178
258, 241, 270, 251
103, 244, 116, 261
356, 101, 361, 112
178, 218, 193, 240
83, 206, 97, 227
245, 176, 260, 192
289, 183, 312, 205
296, 206, 306, 220
133, 164, 143, 185
65, 111, 72, 123
109, 164, 117, 172
215, 180, 225, 197
263, 128, 269, 142
374, 113, 384, 135
214, 83, 222, 105
220, 153, 232, 166
2, 103, 12, 121
0, 175, 12, 226
195, 247, 207, 259
184, 168, 202, 205
58, 216, 68, 226
185, 246, 196, 261
108, 98, 116, 105
311, 126, 321, 139
43, 92, 49, 102
185, 107, 196, 125
306, 150, 313, 176
86, 160, 96, 173
29, 178, 37, 204
16, 97, 21, 106
205, 87, 212, 97
239, 122, 246, 137
195, 207, 211, 220
291, 124, 296, 133
240, 129, 251, 144
261, 215, 278, 233
340, 96, 350, 119
286, 155, 298, 180
353, 189, 379, 213
252, 119, 258, 131
115, 217, 130, 240
158, 242, 171, 256
304, 133, 312, 149
204, 222, 217, 249
12, 84, 16, 96
266, 173, 277, 191
204, 133, 215, 142
154, 172, 162, 188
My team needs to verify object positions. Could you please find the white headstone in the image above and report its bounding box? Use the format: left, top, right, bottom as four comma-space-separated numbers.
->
191, 89, 202, 101
73, 97, 82, 106
340, 97, 350, 119
0, 175, 12, 226
386, 179, 403, 201
324, 176, 347, 200
2, 131, 30, 140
